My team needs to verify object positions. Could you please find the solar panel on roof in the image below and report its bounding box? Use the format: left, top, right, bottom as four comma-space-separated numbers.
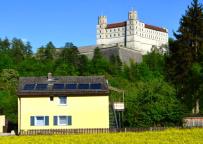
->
66, 84, 77, 89
78, 84, 89, 89
53, 84, 64, 90
23, 84, 35, 90
35, 84, 48, 90
90, 83, 102, 89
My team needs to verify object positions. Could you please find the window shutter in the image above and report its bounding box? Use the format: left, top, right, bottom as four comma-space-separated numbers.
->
54, 116, 58, 125
30, 116, 35, 126
68, 116, 72, 125
45, 116, 49, 126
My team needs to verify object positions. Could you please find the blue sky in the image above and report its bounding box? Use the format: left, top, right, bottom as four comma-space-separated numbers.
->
0, 0, 192, 52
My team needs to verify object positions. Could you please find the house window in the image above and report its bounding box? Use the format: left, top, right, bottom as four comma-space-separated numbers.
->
59, 96, 67, 105
50, 96, 54, 101
59, 116, 68, 125
36, 116, 45, 126
30, 116, 49, 126
54, 116, 72, 126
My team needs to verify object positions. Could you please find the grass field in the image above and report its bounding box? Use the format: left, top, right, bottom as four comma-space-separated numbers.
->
0, 128, 203, 144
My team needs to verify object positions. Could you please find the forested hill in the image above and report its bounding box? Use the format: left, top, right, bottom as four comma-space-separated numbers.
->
1, 0, 203, 128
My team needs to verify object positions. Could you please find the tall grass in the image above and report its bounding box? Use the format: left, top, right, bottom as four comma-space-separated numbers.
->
0, 128, 203, 144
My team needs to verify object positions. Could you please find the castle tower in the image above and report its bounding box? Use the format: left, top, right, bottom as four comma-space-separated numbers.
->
128, 10, 137, 20
126, 10, 138, 49
97, 16, 107, 45
98, 16, 107, 27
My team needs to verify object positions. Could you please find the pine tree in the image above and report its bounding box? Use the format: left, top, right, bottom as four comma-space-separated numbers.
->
167, 0, 203, 114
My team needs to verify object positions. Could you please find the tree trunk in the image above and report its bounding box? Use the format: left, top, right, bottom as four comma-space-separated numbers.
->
195, 98, 200, 114
192, 107, 195, 114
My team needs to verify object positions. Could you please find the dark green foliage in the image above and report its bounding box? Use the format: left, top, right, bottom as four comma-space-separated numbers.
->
91, 48, 109, 74
167, 0, 203, 114
0, 38, 10, 52
44, 42, 56, 61
108, 55, 122, 75
60, 43, 79, 66
78, 55, 90, 75
0, 69, 19, 123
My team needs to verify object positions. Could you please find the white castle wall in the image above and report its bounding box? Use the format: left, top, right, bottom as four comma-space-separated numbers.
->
96, 10, 168, 54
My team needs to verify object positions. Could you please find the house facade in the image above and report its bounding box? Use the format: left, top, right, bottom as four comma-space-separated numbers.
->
17, 74, 109, 134
0, 115, 6, 133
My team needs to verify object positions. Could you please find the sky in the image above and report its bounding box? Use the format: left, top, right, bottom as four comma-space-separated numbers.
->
0, 0, 193, 52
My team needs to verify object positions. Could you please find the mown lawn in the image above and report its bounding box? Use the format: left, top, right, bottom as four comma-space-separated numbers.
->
0, 128, 203, 144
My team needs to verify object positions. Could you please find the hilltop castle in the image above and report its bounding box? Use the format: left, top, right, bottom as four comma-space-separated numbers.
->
79, 10, 168, 63
96, 10, 168, 54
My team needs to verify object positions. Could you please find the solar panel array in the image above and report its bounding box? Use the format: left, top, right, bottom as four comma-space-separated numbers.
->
90, 83, 102, 89
78, 84, 89, 89
35, 84, 48, 90
23, 84, 35, 90
23, 83, 102, 90
66, 84, 77, 89
53, 84, 64, 90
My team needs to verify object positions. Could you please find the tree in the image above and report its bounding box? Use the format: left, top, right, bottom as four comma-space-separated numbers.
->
124, 80, 184, 127
0, 53, 13, 71
167, 0, 203, 114
143, 48, 165, 77
60, 43, 79, 66
10, 38, 26, 63
35, 46, 45, 60
55, 63, 78, 76
24, 42, 33, 58
91, 48, 109, 74
0, 38, 10, 53
108, 55, 122, 75
78, 55, 90, 75
44, 42, 56, 61
0, 69, 19, 123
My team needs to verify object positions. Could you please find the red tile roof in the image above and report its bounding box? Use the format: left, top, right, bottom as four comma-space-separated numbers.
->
107, 21, 127, 29
145, 24, 167, 33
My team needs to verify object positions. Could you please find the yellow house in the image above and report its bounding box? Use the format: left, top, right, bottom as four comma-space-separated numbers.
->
17, 74, 109, 134
0, 115, 6, 133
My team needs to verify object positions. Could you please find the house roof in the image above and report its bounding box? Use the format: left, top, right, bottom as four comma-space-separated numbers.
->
145, 24, 167, 33
17, 76, 109, 97
106, 21, 127, 29
105, 21, 167, 33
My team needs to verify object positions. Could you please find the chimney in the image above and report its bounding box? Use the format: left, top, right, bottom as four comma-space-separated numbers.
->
48, 72, 52, 81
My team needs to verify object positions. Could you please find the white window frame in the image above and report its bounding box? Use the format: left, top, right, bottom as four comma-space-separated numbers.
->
59, 96, 67, 105
58, 116, 68, 126
35, 116, 45, 126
